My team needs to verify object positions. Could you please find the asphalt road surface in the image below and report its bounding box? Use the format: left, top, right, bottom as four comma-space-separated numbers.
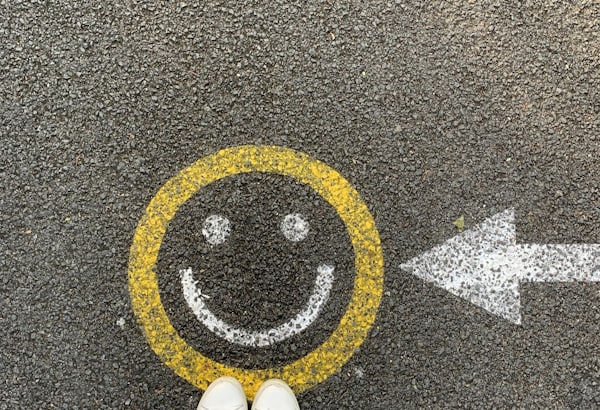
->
2, 1, 600, 408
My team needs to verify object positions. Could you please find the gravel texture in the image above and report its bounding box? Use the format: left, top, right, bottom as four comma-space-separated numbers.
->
1, 0, 599, 408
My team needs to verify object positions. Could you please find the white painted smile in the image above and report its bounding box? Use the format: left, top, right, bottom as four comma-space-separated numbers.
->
180, 264, 335, 347
179, 212, 335, 347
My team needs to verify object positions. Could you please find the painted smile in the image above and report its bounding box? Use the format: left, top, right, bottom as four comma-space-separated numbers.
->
180, 264, 334, 347
179, 212, 336, 347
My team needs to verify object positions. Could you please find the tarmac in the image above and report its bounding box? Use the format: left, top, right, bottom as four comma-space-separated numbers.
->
1, 1, 599, 408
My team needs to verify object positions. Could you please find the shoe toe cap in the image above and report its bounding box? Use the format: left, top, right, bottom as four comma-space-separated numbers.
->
198, 377, 248, 410
252, 380, 299, 410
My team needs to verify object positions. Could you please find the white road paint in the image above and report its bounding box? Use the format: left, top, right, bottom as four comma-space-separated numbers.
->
280, 213, 309, 242
202, 215, 231, 245
400, 209, 600, 324
180, 264, 335, 347
354, 366, 365, 379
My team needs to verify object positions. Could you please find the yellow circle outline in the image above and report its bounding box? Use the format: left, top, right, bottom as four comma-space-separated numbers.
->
128, 145, 384, 399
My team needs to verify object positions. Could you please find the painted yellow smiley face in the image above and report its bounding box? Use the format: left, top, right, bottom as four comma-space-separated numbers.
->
128, 145, 384, 399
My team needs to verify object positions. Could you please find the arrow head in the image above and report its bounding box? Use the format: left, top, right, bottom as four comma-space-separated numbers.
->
400, 209, 524, 324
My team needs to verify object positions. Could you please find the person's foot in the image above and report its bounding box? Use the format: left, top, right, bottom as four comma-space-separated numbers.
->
197, 376, 248, 410
251, 379, 299, 410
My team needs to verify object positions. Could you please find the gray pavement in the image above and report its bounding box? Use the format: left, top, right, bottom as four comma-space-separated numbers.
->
1, 1, 599, 408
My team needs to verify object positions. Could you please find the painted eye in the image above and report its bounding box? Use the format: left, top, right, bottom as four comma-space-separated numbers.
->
202, 215, 231, 245
280, 213, 309, 242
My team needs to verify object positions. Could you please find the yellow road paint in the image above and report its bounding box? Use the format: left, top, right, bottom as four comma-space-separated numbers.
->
128, 145, 384, 399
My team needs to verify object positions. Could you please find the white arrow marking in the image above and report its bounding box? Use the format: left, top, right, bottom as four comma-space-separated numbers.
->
180, 264, 335, 347
400, 209, 600, 324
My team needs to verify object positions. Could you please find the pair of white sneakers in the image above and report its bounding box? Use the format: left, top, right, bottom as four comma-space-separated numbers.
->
197, 376, 300, 410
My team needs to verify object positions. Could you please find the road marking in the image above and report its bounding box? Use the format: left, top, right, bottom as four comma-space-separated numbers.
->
195, 212, 318, 346
280, 213, 309, 242
202, 214, 231, 245
181, 264, 335, 347
128, 145, 384, 399
400, 208, 600, 324
191, 213, 331, 346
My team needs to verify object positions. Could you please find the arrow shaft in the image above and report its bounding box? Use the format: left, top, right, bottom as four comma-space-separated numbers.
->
510, 244, 600, 283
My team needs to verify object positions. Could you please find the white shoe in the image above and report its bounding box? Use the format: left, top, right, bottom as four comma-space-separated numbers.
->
197, 376, 248, 410
251, 379, 299, 410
